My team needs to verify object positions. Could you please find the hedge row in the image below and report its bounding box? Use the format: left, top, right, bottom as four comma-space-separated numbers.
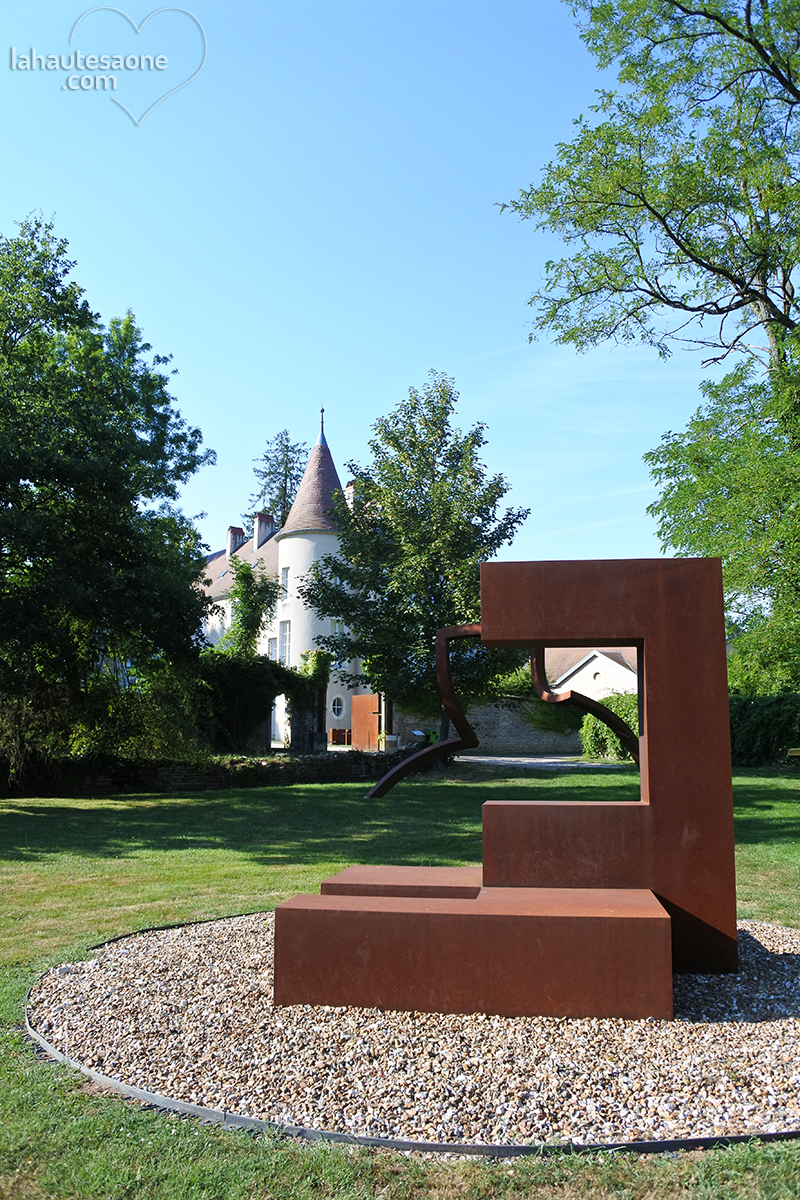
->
728, 694, 800, 767
8, 693, 800, 788
580, 692, 800, 767
579, 693, 640, 763
0, 743, 426, 798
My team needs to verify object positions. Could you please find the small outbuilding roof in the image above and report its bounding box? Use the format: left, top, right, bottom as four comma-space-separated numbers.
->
547, 647, 638, 689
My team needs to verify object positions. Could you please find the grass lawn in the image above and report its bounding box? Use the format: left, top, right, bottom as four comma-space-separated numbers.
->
1, 762, 799, 1198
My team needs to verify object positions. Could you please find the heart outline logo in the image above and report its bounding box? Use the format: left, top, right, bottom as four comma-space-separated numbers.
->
70, 7, 207, 126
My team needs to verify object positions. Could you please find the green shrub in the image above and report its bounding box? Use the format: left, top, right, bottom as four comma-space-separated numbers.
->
579, 690, 800, 767
198, 652, 314, 753
579, 692, 639, 762
729, 693, 800, 766
0, 659, 207, 782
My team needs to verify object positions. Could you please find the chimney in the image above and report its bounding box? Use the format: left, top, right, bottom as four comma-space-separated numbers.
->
344, 480, 355, 509
226, 525, 246, 558
253, 512, 274, 550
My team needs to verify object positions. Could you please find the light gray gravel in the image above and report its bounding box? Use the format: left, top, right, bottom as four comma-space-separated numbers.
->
27, 914, 800, 1146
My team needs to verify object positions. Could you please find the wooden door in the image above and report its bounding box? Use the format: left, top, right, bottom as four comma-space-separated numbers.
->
351, 694, 380, 751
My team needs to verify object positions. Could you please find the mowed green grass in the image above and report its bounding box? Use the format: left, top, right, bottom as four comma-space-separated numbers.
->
1, 764, 799, 1198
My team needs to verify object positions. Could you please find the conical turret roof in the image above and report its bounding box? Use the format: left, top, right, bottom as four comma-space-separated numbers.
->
277, 412, 342, 536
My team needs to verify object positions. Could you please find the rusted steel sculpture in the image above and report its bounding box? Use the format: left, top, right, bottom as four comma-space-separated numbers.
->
367, 624, 480, 798
274, 558, 737, 1019
368, 632, 641, 799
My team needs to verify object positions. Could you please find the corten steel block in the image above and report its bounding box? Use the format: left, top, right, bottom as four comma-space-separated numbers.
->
480, 558, 737, 973
273, 887, 673, 1019
483, 802, 647, 890
321, 865, 483, 899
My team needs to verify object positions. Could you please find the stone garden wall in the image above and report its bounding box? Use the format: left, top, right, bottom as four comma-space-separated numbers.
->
393, 700, 581, 756
0, 744, 421, 798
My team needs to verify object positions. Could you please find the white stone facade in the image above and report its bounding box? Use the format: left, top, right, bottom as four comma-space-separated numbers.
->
203, 420, 369, 746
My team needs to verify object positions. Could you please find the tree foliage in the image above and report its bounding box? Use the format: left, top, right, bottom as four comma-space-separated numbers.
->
214, 558, 280, 658
0, 213, 96, 357
243, 429, 308, 528
507, 2, 800, 692
201, 558, 291, 754
580, 692, 640, 762
0, 216, 215, 770
299, 649, 332, 690
505, 0, 800, 369
645, 360, 800, 689
645, 360, 799, 596
300, 372, 529, 730
197, 652, 309, 754
728, 692, 800, 764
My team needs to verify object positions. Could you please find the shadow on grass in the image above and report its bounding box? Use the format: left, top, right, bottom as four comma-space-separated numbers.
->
0, 770, 644, 866
732, 774, 800, 845
0, 781, 486, 866
2, 768, 794, 865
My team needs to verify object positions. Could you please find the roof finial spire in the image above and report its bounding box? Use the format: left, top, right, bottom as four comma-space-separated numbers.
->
317, 404, 328, 448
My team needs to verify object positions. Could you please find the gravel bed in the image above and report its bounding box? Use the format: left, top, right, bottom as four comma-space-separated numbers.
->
27, 914, 800, 1147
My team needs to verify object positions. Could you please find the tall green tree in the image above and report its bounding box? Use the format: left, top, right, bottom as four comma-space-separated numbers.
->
243, 429, 308, 528
506, 1, 800, 690
645, 360, 800, 689
0, 216, 215, 769
199, 559, 285, 752
300, 372, 529, 739
505, 0, 800, 372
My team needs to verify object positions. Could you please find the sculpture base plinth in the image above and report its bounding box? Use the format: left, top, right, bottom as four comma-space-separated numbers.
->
274, 870, 673, 1019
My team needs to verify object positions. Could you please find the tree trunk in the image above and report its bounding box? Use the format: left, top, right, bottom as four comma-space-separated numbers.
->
438, 708, 450, 745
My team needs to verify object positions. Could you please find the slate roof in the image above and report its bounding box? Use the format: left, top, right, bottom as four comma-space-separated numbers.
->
203, 533, 280, 601
203, 419, 341, 600
276, 433, 343, 538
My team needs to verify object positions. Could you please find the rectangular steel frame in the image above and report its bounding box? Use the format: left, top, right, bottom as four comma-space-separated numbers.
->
273, 558, 737, 1018
480, 558, 737, 973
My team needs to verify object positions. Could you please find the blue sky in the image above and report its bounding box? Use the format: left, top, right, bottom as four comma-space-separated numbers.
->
4, 1, 715, 561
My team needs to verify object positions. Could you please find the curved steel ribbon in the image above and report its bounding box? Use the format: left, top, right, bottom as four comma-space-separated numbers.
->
366, 624, 481, 798
531, 646, 640, 769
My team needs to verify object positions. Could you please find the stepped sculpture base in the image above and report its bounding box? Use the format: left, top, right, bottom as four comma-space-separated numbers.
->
320, 864, 482, 899
274, 867, 673, 1019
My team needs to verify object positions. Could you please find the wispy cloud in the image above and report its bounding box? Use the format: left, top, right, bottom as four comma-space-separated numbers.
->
526, 514, 650, 538
527, 483, 656, 517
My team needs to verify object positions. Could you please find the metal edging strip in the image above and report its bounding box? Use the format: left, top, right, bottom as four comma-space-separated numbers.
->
22, 916, 800, 1161
23, 998, 800, 1159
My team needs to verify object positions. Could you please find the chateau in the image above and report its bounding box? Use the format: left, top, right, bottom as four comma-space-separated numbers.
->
204, 417, 636, 754
203, 416, 375, 747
